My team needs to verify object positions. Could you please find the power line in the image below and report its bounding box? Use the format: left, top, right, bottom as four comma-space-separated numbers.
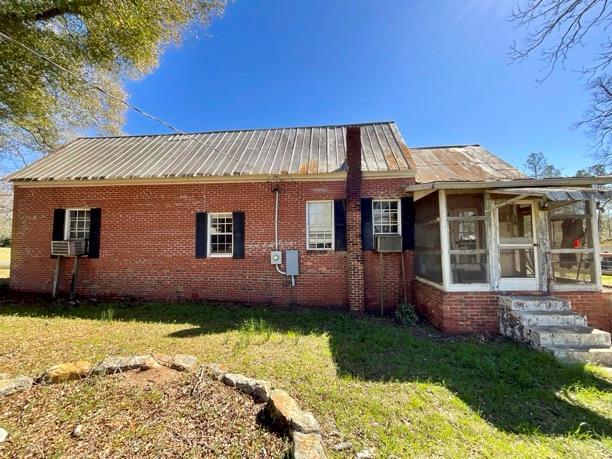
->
0, 30, 256, 172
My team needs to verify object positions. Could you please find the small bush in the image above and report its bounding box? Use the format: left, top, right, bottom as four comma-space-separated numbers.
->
0, 236, 11, 247
395, 302, 419, 327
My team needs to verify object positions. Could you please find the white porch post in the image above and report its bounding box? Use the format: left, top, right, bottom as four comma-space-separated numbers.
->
485, 193, 500, 291
439, 189, 451, 290
591, 199, 603, 290
534, 201, 551, 292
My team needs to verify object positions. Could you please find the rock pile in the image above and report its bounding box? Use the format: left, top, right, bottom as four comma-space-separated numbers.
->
207, 364, 327, 459
0, 353, 198, 396
1, 355, 326, 458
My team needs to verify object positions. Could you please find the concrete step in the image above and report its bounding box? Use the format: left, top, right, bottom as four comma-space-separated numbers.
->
546, 345, 612, 366
498, 296, 570, 312
527, 326, 611, 348
515, 310, 587, 328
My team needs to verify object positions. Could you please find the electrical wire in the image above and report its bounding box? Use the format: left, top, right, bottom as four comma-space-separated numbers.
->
0, 30, 257, 172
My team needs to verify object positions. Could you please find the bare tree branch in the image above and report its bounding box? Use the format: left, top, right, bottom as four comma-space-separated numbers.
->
512, 0, 612, 158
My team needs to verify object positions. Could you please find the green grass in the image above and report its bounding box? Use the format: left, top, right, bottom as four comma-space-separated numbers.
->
0, 300, 610, 457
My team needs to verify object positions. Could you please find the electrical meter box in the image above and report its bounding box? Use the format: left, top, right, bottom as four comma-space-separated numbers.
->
270, 250, 282, 265
285, 250, 299, 276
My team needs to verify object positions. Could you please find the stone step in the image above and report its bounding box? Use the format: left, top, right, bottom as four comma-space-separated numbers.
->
527, 326, 611, 348
515, 310, 587, 328
546, 345, 612, 366
498, 296, 570, 312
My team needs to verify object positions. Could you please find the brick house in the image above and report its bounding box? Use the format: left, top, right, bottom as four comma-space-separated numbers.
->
5, 122, 612, 334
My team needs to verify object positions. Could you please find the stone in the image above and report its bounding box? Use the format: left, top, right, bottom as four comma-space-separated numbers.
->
332, 441, 352, 452
153, 354, 198, 372
292, 431, 327, 459
91, 355, 160, 375
38, 361, 92, 384
221, 372, 272, 403
204, 363, 227, 380
0, 376, 33, 396
0, 373, 10, 380
265, 389, 320, 434
71, 424, 83, 438
356, 448, 375, 459
0, 427, 7, 443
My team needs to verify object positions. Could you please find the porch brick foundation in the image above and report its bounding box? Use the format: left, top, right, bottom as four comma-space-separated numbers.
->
414, 280, 611, 333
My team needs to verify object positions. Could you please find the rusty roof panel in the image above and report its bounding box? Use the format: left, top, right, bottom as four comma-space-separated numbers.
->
411, 145, 526, 184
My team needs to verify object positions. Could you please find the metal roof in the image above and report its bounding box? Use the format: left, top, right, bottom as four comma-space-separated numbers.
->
410, 145, 527, 184
406, 176, 612, 192
5, 122, 415, 182
493, 187, 612, 201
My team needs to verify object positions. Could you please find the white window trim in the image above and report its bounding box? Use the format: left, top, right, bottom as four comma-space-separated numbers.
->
372, 199, 402, 236
207, 212, 234, 258
415, 276, 445, 290
64, 208, 91, 240
306, 200, 335, 251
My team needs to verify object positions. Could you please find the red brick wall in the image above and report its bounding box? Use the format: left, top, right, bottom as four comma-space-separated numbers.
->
414, 280, 611, 333
346, 127, 365, 312
11, 178, 414, 310
364, 251, 414, 314
555, 292, 611, 332
413, 280, 446, 329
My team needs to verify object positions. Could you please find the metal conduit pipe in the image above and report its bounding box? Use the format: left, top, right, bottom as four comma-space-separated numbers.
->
274, 189, 286, 276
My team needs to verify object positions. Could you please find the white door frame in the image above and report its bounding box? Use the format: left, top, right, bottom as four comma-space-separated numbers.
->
493, 200, 540, 291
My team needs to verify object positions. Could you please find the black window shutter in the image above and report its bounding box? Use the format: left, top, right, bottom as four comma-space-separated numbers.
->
195, 212, 207, 258
233, 211, 245, 259
401, 197, 415, 250
334, 199, 347, 251
361, 198, 373, 250
52, 209, 66, 241
88, 208, 102, 258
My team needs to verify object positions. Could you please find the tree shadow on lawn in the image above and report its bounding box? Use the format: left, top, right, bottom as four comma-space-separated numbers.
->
1, 298, 611, 438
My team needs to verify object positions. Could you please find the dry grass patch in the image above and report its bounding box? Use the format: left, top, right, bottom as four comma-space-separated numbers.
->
0, 368, 288, 458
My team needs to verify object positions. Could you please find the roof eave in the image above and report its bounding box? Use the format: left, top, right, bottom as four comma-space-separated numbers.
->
10, 169, 416, 187
405, 176, 612, 192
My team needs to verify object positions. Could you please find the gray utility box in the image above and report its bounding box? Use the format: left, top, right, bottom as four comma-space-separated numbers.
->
270, 250, 282, 265
285, 250, 299, 275
375, 235, 403, 253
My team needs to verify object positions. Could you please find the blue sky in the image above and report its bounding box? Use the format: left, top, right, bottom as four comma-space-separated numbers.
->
123, 0, 605, 174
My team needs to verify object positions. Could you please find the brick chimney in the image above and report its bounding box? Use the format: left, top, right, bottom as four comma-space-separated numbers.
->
345, 126, 364, 312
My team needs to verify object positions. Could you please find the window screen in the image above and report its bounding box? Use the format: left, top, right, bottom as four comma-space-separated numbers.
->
447, 194, 488, 284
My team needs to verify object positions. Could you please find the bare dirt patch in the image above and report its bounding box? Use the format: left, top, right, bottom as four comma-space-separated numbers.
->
0, 370, 289, 458
114, 366, 184, 389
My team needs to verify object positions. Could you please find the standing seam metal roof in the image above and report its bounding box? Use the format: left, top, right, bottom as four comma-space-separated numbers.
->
6, 122, 416, 182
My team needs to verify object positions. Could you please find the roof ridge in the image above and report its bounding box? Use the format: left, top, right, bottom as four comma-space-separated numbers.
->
410, 144, 481, 150
74, 121, 398, 140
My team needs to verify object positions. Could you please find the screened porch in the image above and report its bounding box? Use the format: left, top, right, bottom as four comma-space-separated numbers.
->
412, 185, 611, 293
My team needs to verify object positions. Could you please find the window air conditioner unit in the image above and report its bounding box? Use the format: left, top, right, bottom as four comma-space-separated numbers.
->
374, 235, 403, 252
51, 240, 87, 257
